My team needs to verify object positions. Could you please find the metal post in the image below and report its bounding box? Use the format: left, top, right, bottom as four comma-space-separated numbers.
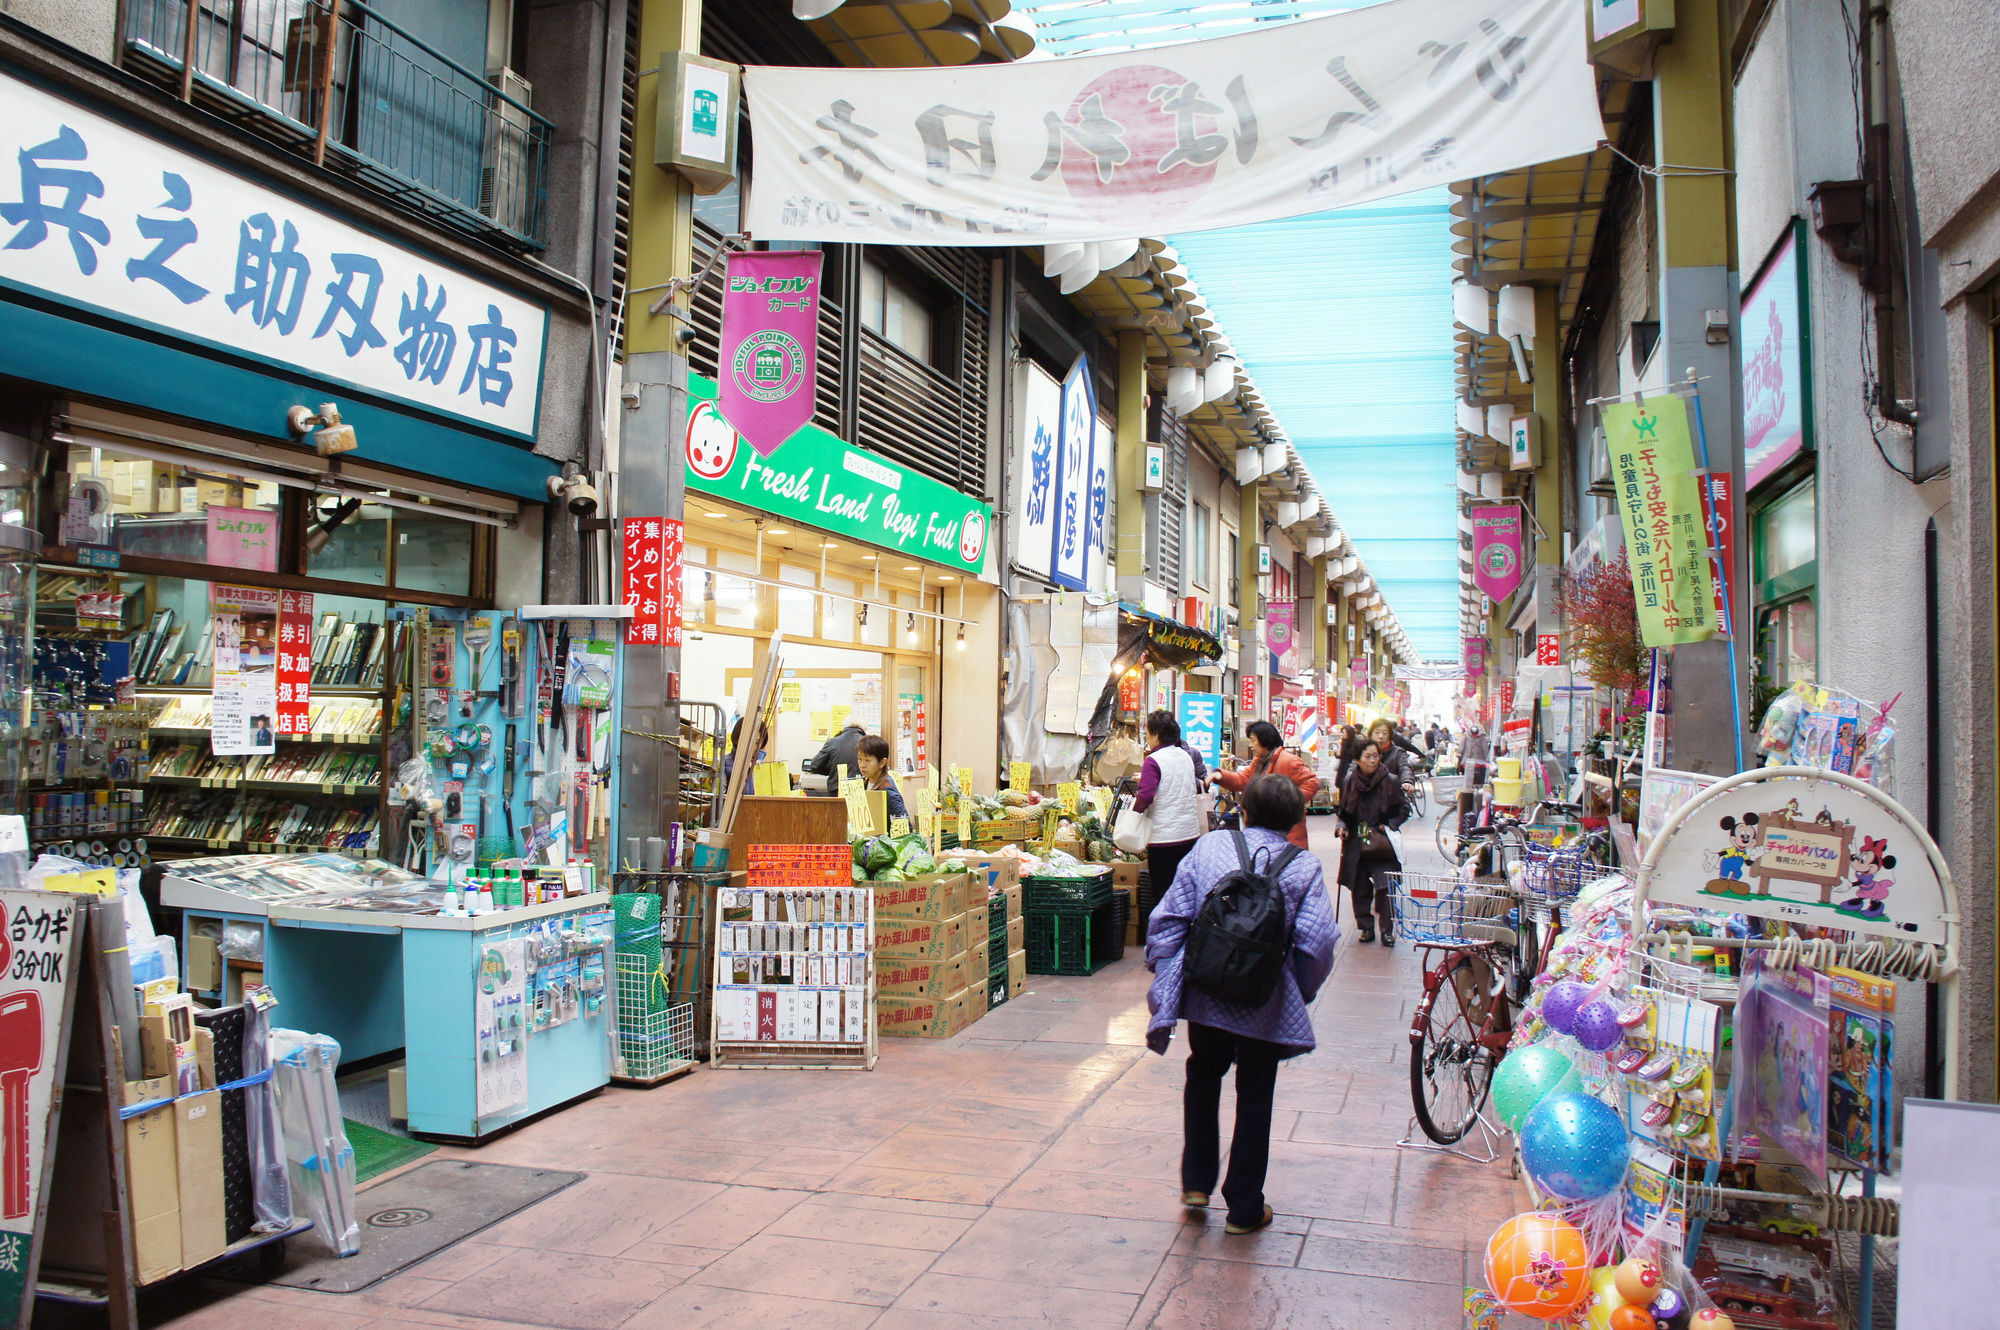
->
312, 0, 342, 167
1115, 331, 1147, 600
179, 0, 199, 101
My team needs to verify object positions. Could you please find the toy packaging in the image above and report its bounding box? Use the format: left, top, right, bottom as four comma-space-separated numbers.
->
1736, 957, 1831, 1181
1826, 966, 1895, 1171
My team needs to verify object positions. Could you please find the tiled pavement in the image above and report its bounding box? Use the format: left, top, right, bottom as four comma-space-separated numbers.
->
152, 806, 1523, 1329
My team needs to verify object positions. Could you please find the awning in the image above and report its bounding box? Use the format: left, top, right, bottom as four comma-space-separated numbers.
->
1120, 604, 1223, 668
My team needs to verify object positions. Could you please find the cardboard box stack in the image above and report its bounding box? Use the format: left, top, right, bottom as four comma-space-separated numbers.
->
124, 988, 227, 1281
875, 871, 990, 1038
948, 851, 1026, 1004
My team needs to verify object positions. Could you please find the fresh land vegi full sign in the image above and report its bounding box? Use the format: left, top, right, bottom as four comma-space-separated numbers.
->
717, 251, 823, 457
683, 376, 990, 574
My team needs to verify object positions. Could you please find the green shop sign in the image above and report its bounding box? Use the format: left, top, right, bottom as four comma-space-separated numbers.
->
683, 372, 991, 574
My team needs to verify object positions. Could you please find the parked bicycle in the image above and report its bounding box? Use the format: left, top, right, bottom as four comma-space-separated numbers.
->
1394, 831, 1614, 1144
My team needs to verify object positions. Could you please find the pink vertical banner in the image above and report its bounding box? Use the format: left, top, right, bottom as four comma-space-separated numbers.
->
277, 591, 313, 736
660, 518, 685, 648
621, 518, 664, 646
1471, 505, 1524, 602
718, 250, 824, 457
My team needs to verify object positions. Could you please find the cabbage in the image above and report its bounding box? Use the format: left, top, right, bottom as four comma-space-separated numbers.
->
862, 837, 899, 873
873, 867, 907, 882
903, 853, 937, 876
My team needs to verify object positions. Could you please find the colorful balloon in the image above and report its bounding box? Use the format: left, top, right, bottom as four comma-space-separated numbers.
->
1484, 1212, 1592, 1321
1520, 1091, 1631, 1200
1573, 1000, 1625, 1052
1493, 1045, 1584, 1129
1580, 1266, 1625, 1330
1541, 979, 1592, 1034
1609, 1307, 1658, 1330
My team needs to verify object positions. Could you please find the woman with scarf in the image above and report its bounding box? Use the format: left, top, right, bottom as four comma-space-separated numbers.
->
1338, 742, 1410, 945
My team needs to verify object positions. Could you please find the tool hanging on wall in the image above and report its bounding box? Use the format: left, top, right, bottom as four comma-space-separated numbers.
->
461, 615, 493, 718
499, 616, 521, 717
502, 722, 518, 842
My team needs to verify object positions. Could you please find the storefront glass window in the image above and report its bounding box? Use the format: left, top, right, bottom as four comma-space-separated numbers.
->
1755, 476, 1816, 584
309, 499, 392, 587
67, 443, 283, 565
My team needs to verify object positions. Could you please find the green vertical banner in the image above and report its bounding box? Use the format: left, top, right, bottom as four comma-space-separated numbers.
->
1602, 394, 1718, 647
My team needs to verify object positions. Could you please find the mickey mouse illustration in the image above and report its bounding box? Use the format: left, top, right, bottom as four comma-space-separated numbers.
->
1714, 813, 1763, 885
1839, 834, 1896, 917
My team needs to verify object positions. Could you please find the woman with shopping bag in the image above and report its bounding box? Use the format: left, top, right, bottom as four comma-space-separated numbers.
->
1337, 742, 1410, 945
1116, 710, 1204, 898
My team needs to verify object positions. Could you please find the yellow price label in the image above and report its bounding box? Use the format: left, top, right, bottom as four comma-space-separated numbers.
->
956, 765, 976, 797
912, 788, 937, 842
958, 797, 973, 844
1091, 788, 1115, 822
841, 777, 876, 838
1009, 761, 1032, 793
1058, 782, 1081, 815
889, 816, 912, 837
753, 760, 790, 796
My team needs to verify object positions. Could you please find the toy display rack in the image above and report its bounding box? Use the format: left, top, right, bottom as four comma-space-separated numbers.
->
1619, 766, 1954, 1330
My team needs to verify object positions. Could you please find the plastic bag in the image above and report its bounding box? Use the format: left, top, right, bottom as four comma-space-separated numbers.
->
270, 1029, 359, 1256
220, 921, 265, 962
243, 998, 293, 1233
1095, 734, 1144, 785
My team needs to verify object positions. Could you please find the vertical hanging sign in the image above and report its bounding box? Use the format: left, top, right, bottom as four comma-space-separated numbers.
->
277, 591, 314, 738
1050, 355, 1096, 591
210, 584, 280, 756
660, 518, 685, 648
622, 518, 665, 646
1470, 505, 1525, 601
717, 250, 824, 457
1601, 395, 1718, 647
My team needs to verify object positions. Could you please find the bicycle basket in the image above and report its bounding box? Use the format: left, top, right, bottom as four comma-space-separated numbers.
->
1384, 873, 1513, 945
1516, 845, 1600, 901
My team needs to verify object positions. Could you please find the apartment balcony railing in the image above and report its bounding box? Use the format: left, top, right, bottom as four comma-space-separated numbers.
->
123, 0, 552, 250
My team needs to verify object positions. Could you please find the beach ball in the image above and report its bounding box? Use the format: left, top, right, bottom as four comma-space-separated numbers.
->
1484, 1211, 1592, 1320
1520, 1092, 1630, 1200
1573, 1000, 1625, 1052
1541, 979, 1592, 1035
1609, 1307, 1658, 1330
1493, 1045, 1584, 1130
1614, 1257, 1663, 1304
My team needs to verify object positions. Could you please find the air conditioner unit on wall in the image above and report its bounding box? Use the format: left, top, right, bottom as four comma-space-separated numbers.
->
480, 68, 533, 235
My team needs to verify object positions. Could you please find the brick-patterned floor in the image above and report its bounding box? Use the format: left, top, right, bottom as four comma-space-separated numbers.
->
151, 807, 1524, 1329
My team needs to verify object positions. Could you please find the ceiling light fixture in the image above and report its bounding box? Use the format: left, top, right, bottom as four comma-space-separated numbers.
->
904, 612, 918, 644
955, 623, 966, 652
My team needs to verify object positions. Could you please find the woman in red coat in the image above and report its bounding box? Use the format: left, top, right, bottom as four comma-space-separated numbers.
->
1209, 720, 1320, 849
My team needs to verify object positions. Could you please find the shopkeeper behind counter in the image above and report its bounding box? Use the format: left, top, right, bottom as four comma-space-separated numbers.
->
854, 735, 908, 822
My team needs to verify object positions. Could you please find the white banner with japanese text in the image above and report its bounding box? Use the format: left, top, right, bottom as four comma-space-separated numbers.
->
1014, 362, 1060, 581
743, 0, 1602, 245
0, 74, 548, 437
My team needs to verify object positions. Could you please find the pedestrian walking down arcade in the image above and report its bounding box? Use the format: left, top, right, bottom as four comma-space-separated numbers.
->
2, 0, 1982, 1324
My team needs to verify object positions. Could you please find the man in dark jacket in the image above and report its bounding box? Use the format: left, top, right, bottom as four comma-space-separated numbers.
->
801, 722, 867, 795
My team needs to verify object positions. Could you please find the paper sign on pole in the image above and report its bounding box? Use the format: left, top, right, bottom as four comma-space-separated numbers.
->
1602, 394, 1718, 647
210, 584, 280, 756
1009, 761, 1032, 793
1057, 782, 1081, 815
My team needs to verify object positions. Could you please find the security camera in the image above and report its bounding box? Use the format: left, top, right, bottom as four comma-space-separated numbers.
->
548, 467, 600, 517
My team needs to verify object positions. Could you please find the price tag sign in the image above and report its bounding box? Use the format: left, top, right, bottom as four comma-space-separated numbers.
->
1058, 782, 1081, 815
841, 777, 876, 838
1091, 788, 1114, 821
753, 760, 790, 796
45, 868, 117, 896
1042, 807, 1060, 845
911, 788, 937, 842
889, 816, 912, 837
958, 797, 973, 845
1009, 760, 1032, 793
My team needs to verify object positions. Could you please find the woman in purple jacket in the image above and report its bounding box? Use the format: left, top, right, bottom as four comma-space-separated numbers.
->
1145, 774, 1339, 1235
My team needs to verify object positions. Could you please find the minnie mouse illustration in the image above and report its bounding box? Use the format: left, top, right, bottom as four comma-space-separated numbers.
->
1839, 835, 1896, 916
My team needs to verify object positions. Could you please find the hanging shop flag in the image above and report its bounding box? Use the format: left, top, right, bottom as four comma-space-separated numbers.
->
1266, 601, 1298, 678
210, 584, 280, 756
683, 380, 990, 574
276, 591, 313, 737
1602, 394, 1719, 648
742, 0, 1602, 246
1014, 362, 1062, 580
1051, 355, 1098, 591
1702, 472, 1734, 627
1535, 633, 1561, 667
1470, 505, 1524, 602
717, 250, 824, 458
1239, 673, 1257, 719
660, 519, 685, 648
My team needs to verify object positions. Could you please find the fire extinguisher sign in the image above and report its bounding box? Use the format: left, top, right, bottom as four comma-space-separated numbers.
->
0, 886, 82, 1326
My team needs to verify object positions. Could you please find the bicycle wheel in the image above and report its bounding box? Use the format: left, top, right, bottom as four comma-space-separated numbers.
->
1410, 954, 1501, 1143
1409, 782, 1428, 819
1434, 806, 1460, 861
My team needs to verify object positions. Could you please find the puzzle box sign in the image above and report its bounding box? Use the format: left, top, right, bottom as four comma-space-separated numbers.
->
0, 74, 548, 438
1647, 771, 1948, 944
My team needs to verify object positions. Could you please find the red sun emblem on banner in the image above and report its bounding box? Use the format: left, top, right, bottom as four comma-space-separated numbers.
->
1046, 66, 1225, 222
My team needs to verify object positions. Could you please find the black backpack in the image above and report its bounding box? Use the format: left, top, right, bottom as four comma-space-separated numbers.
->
1182, 832, 1302, 1008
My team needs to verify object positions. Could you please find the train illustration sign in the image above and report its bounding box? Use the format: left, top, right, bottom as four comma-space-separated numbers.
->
1647, 771, 1948, 945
